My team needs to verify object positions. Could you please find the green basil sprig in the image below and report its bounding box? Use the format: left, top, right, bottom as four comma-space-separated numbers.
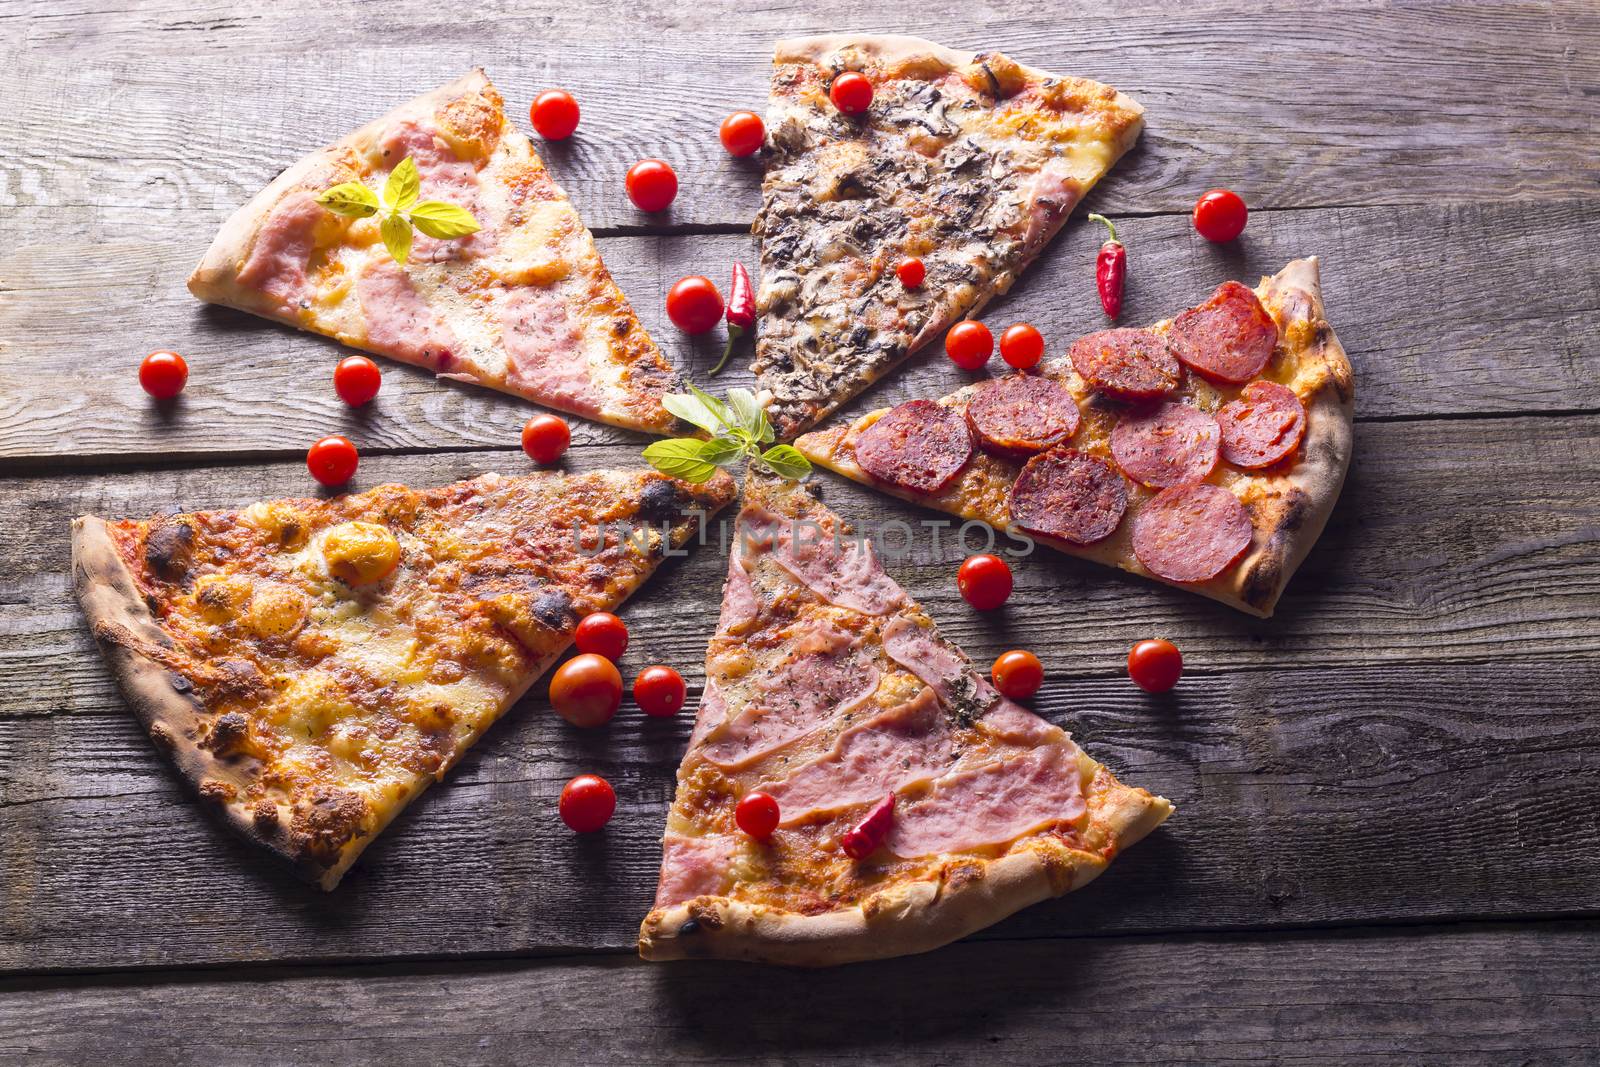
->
316, 157, 480, 267
644, 385, 811, 483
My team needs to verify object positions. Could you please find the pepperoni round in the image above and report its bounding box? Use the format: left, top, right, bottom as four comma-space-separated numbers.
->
965, 374, 1081, 457
1131, 484, 1253, 583
1167, 281, 1278, 384
1110, 403, 1221, 489
1068, 329, 1179, 399
1217, 381, 1307, 469
1008, 448, 1128, 545
854, 400, 975, 494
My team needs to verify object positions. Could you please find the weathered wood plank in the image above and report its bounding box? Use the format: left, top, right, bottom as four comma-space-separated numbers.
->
4, 922, 1599, 1065
5, 200, 1600, 464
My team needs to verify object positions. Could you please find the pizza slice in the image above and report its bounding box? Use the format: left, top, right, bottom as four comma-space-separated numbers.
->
189, 70, 681, 434
795, 259, 1355, 617
72, 467, 735, 888
753, 34, 1145, 439
638, 472, 1169, 965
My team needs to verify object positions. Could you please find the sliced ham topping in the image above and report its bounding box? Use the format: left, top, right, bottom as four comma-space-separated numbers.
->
882, 616, 1061, 744
686, 678, 729, 753
1110, 402, 1221, 489
499, 285, 603, 417
1167, 280, 1278, 384
236, 191, 324, 308
356, 257, 461, 365
888, 744, 1086, 858
654, 833, 735, 907
761, 688, 951, 825
741, 506, 907, 615
717, 539, 759, 632
378, 119, 496, 262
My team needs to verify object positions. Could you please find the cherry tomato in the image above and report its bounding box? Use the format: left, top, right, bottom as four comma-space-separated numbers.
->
958, 553, 1013, 611
549, 653, 623, 728
574, 611, 629, 661
992, 649, 1044, 700
306, 435, 358, 487
521, 414, 571, 465
830, 71, 874, 114
333, 355, 381, 406
736, 791, 781, 841
1000, 323, 1045, 370
666, 275, 724, 334
559, 774, 616, 833
634, 665, 687, 718
1128, 639, 1183, 693
896, 257, 926, 288
530, 89, 581, 140
719, 111, 766, 157
944, 320, 993, 370
139, 350, 188, 399
626, 158, 678, 212
1193, 189, 1248, 243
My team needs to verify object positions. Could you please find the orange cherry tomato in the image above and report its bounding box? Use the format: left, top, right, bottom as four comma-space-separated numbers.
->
957, 553, 1013, 611
944, 321, 993, 370
666, 275, 724, 334
1000, 323, 1045, 370
626, 158, 678, 212
559, 774, 616, 832
521, 414, 571, 465
306, 435, 358, 487
735, 791, 780, 841
139, 350, 188, 399
574, 611, 629, 661
634, 665, 686, 718
830, 71, 874, 114
719, 111, 766, 157
1128, 639, 1183, 692
549, 653, 623, 728
530, 89, 581, 140
333, 355, 381, 406
896, 257, 925, 288
1193, 189, 1248, 242
992, 649, 1043, 700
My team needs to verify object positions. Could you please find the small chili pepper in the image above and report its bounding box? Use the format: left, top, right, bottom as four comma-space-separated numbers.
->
710, 262, 756, 375
1088, 213, 1125, 319
841, 792, 896, 860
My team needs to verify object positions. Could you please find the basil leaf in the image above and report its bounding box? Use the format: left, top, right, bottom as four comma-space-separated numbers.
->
380, 212, 413, 266
410, 200, 481, 239
759, 444, 811, 481
686, 383, 737, 434
384, 156, 421, 213
662, 393, 726, 436
726, 388, 764, 439
316, 181, 379, 218
699, 436, 745, 465
642, 438, 720, 483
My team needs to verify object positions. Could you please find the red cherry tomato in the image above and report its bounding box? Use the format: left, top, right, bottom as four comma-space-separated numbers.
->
666, 275, 724, 334
626, 158, 678, 212
549, 653, 624, 728
735, 791, 781, 841
999, 323, 1045, 370
830, 71, 874, 114
957, 553, 1013, 611
1193, 189, 1248, 243
719, 111, 766, 157
306, 435, 358, 487
574, 612, 629, 661
896, 257, 925, 288
530, 89, 581, 140
138, 350, 188, 399
333, 355, 382, 406
944, 321, 993, 370
634, 665, 687, 718
521, 414, 571, 465
992, 649, 1044, 700
559, 774, 616, 833
1128, 639, 1183, 693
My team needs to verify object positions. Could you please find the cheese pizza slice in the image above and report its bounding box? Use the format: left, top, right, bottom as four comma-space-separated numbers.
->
639, 473, 1169, 965
73, 467, 735, 888
753, 34, 1145, 439
189, 70, 681, 434
795, 259, 1355, 617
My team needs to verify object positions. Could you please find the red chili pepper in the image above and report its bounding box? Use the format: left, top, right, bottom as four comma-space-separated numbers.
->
1088, 213, 1125, 319
711, 262, 756, 375
841, 792, 896, 860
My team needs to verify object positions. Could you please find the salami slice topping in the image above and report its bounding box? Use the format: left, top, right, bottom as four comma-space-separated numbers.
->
1110, 403, 1221, 488
1008, 448, 1128, 545
1131, 483, 1253, 583
854, 400, 975, 495
1068, 328, 1179, 399
1217, 380, 1307, 469
1167, 280, 1278, 384
965, 375, 1081, 457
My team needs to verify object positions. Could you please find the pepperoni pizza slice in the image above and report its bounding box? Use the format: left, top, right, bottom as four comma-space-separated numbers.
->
754, 34, 1145, 439
795, 258, 1355, 617
73, 467, 735, 888
638, 473, 1170, 965
189, 70, 681, 434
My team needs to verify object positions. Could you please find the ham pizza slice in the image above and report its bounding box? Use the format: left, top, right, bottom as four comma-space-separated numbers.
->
189, 70, 681, 434
638, 472, 1170, 965
795, 259, 1355, 617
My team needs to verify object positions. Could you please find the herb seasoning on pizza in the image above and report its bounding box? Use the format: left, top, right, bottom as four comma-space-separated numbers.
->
752, 34, 1145, 439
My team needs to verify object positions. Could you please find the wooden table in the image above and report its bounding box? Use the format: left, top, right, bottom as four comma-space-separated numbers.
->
3, 1, 1599, 1062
